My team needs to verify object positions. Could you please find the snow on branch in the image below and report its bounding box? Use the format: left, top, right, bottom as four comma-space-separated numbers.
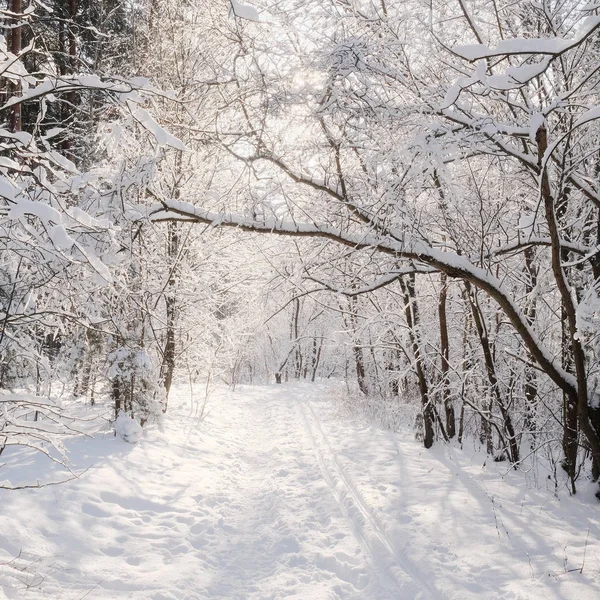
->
492, 237, 592, 258
574, 106, 600, 129
0, 393, 92, 488
454, 16, 600, 61
0, 75, 139, 110
305, 267, 437, 297
221, 147, 380, 226
230, 0, 260, 22
148, 200, 577, 401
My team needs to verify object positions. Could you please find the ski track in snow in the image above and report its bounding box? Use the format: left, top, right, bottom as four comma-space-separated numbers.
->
0, 382, 599, 599
296, 396, 443, 600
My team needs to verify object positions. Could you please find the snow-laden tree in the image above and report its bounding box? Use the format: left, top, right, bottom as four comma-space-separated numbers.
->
148, 0, 600, 492
0, 3, 184, 474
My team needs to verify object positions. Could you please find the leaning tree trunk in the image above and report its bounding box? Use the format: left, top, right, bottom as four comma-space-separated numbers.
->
111, 337, 124, 421
464, 282, 519, 464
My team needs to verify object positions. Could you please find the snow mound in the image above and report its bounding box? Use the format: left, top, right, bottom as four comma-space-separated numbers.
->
114, 411, 143, 443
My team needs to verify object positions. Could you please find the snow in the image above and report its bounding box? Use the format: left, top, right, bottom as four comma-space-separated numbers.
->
0, 129, 32, 145
0, 157, 20, 170
574, 106, 600, 128
73, 242, 113, 283
0, 176, 17, 201
456, 38, 571, 60
529, 111, 545, 141
77, 74, 104, 88
486, 58, 552, 90
114, 411, 143, 443
518, 214, 536, 238
442, 83, 462, 108
454, 16, 600, 60
130, 107, 187, 151
443, 58, 552, 101
0, 383, 598, 599
7, 198, 62, 223
0, 75, 136, 111
48, 224, 74, 251
67, 206, 110, 229
230, 0, 260, 22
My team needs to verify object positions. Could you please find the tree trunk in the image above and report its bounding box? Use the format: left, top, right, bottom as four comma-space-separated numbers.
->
399, 274, 434, 449
113, 377, 122, 421
439, 272, 455, 438
292, 297, 302, 379
9, 0, 22, 132
464, 282, 519, 464
346, 295, 368, 395
457, 311, 472, 446
523, 246, 538, 438
310, 337, 322, 382
537, 125, 600, 485
161, 220, 179, 410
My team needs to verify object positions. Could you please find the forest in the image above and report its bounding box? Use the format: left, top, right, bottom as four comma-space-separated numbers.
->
0, 0, 600, 597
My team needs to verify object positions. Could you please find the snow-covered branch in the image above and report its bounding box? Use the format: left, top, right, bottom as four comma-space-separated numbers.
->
150, 201, 577, 400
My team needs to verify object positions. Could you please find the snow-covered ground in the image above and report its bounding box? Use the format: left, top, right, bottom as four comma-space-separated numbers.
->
0, 383, 599, 599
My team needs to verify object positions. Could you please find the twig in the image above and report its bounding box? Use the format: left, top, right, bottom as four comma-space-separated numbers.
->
1, 466, 90, 490
580, 524, 590, 574
76, 577, 107, 600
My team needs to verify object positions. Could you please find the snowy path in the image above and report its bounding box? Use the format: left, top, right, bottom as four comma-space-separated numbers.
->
1, 383, 599, 599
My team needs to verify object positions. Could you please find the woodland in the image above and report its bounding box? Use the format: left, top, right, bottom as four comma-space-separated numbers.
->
2, 0, 600, 506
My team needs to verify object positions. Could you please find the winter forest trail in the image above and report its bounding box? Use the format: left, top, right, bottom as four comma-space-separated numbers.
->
1, 383, 599, 600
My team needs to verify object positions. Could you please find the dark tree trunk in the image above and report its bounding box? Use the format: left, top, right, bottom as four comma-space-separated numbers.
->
439, 272, 455, 438
537, 125, 600, 487
292, 297, 302, 379
9, 0, 22, 132
310, 337, 322, 382
400, 274, 434, 449
60, 0, 78, 156
346, 295, 368, 395
523, 246, 538, 438
113, 376, 122, 421
161, 221, 179, 410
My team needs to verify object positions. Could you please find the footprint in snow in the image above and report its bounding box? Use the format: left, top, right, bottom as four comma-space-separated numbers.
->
101, 546, 124, 557
81, 502, 111, 518
274, 536, 300, 554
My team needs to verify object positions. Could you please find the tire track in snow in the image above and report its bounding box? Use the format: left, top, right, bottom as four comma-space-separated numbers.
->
296, 394, 447, 600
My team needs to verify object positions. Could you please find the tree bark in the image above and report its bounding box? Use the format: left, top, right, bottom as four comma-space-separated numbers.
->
537, 125, 600, 483
464, 282, 519, 464
160, 220, 179, 409
9, 0, 22, 132
310, 337, 322, 382
346, 295, 368, 395
439, 272, 455, 438
523, 246, 538, 437
400, 274, 434, 449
